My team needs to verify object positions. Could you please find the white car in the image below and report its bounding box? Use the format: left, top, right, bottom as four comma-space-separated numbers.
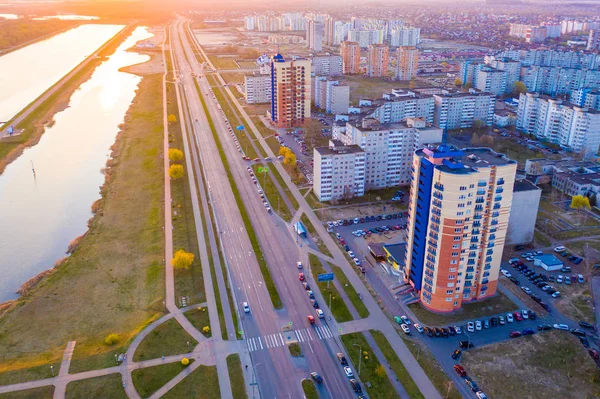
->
467, 322, 475, 333
344, 366, 354, 378
553, 323, 569, 330
506, 313, 514, 323
552, 291, 561, 298
475, 321, 482, 331
348, 251, 355, 258
454, 326, 463, 335
353, 258, 362, 266
501, 269, 511, 278
401, 324, 410, 334
414, 323, 424, 333
297, 262, 303, 269
316, 309, 324, 318
243, 302, 250, 313
522, 310, 529, 319
476, 392, 488, 399
401, 315, 411, 325
521, 286, 532, 295
508, 258, 520, 265
554, 246, 566, 252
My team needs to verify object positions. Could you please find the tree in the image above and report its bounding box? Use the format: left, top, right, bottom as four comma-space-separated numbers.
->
454, 78, 462, 86
167, 114, 177, 123
171, 249, 194, 269
375, 364, 387, 379
168, 148, 184, 162
480, 135, 495, 147
104, 334, 119, 346
471, 133, 481, 146
169, 164, 184, 179
513, 81, 527, 96
202, 326, 210, 334
473, 119, 485, 133
571, 195, 591, 210
283, 151, 297, 167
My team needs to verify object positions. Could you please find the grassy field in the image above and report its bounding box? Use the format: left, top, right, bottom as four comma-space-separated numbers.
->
132, 360, 194, 398
330, 263, 369, 318
0, 75, 165, 378
340, 75, 410, 104
0, 386, 54, 399
408, 291, 517, 326
301, 214, 332, 257
220, 72, 246, 85
462, 331, 600, 399
270, 165, 299, 209
534, 229, 552, 247
133, 318, 197, 362
302, 379, 319, 399
207, 55, 239, 70
227, 354, 247, 399
195, 79, 282, 309
250, 116, 274, 138
265, 136, 281, 155
370, 330, 424, 399
340, 333, 401, 399
252, 164, 293, 222
553, 283, 595, 322
162, 365, 220, 399
0, 363, 59, 387
309, 254, 353, 323
184, 306, 212, 338
65, 373, 127, 399
288, 343, 302, 357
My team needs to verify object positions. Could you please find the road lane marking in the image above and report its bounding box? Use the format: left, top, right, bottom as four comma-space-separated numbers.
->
315, 327, 323, 339
258, 337, 263, 350
324, 325, 333, 338
296, 330, 303, 343
305, 329, 314, 341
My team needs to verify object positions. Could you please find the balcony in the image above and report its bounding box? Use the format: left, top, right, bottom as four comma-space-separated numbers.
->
434, 183, 444, 191
477, 189, 486, 195
497, 179, 505, 185
433, 191, 443, 200
478, 181, 487, 187
496, 187, 504, 193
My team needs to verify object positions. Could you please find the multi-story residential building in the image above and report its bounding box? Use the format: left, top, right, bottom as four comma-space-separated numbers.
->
338, 117, 442, 189
517, 92, 600, 156
324, 16, 335, 46
475, 66, 507, 96
311, 54, 343, 76
244, 75, 272, 104
404, 146, 517, 312
525, 158, 600, 196
433, 90, 495, 129
395, 46, 419, 81
509, 23, 547, 43
349, 29, 385, 48
340, 41, 361, 75
369, 91, 435, 125
588, 30, 600, 51
313, 77, 349, 114
458, 61, 482, 87
306, 20, 324, 52
494, 49, 600, 69
313, 141, 365, 201
570, 88, 600, 110
521, 66, 600, 96
333, 21, 350, 45
269, 54, 311, 128
367, 44, 389, 78
487, 57, 521, 93
390, 27, 420, 47
506, 179, 542, 245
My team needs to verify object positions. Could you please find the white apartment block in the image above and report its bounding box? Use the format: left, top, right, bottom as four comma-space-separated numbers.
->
370, 92, 435, 124
313, 77, 350, 114
306, 20, 324, 52
390, 27, 420, 47
433, 90, 495, 129
313, 141, 365, 202
521, 66, 600, 96
494, 49, 600, 69
517, 92, 600, 157
348, 29, 384, 48
475, 66, 507, 96
311, 54, 343, 76
571, 88, 600, 110
339, 118, 443, 189
244, 75, 272, 104
487, 57, 521, 93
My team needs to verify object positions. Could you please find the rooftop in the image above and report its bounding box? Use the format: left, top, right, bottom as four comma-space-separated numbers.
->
513, 179, 540, 192
314, 141, 364, 156
384, 243, 406, 265
536, 254, 563, 266
417, 145, 516, 174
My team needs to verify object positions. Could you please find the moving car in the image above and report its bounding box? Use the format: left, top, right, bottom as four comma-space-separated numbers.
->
337, 353, 348, 365
298, 273, 305, 281
307, 315, 315, 324
414, 324, 424, 333
401, 315, 411, 325
344, 366, 354, 378
310, 372, 323, 383
297, 262, 303, 269
401, 324, 410, 334
243, 302, 250, 313
307, 291, 315, 299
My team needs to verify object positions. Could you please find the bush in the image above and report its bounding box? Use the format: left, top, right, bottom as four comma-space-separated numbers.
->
168, 148, 184, 162
169, 164, 184, 180
181, 357, 190, 366
104, 334, 120, 346
171, 249, 194, 269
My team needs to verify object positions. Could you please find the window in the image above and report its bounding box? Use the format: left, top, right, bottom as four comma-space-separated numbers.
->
460, 186, 467, 191
446, 290, 453, 294
454, 228, 462, 233
452, 244, 460, 249
448, 274, 456, 279
453, 236, 461, 241
451, 252, 459, 257
445, 297, 452, 302
450, 260, 458, 265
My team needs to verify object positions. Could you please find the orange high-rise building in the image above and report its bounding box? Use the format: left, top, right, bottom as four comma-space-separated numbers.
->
367, 44, 389, 78
340, 41, 361, 75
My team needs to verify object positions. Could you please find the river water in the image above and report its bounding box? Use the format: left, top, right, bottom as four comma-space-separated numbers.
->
0, 26, 153, 301
0, 24, 124, 124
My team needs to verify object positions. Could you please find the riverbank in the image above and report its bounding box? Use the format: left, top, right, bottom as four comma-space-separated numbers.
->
0, 71, 166, 383
0, 24, 135, 175
0, 19, 80, 56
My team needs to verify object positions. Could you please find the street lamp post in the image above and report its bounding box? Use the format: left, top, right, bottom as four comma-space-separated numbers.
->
465, 332, 471, 351
352, 344, 362, 377
115, 353, 118, 365
50, 365, 54, 377
251, 363, 262, 399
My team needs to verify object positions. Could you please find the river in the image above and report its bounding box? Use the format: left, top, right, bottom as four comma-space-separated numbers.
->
0, 24, 124, 124
0, 26, 153, 301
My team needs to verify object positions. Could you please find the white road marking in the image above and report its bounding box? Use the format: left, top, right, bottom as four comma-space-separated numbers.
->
258, 337, 263, 350
315, 327, 323, 339
279, 333, 285, 346
295, 330, 303, 343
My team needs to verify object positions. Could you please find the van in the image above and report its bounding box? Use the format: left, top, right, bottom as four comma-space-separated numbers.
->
349, 379, 362, 392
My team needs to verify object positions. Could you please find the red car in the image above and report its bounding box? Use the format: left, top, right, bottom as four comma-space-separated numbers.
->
307, 315, 315, 324
298, 273, 305, 281
513, 311, 523, 321
453, 364, 466, 377
510, 331, 522, 338
340, 239, 346, 245
589, 349, 599, 360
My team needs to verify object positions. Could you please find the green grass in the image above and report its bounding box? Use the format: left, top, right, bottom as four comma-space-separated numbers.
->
330, 263, 369, 318
270, 165, 299, 210
227, 354, 247, 399
132, 360, 194, 398
0, 386, 54, 399
252, 164, 292, 222
533, 230, 552, 247
265, 136, 281, 155
250, 116, 274, 138
184, 306, 212, 338
220, 72, 246, 84
288, 342, 302, 357
194, 79, 282, 309
408, 290, 517, 326
66, 373, 127, 399
302, 379, 319, 399
133, 319, 197, 362
301, 214, 332, 257
340, 333, 401, 399
370, 330, 424, 399
306, 192, 326, 209
0, 362, 60, 387
207, 55, 239, 69
309, 254, 353, 322
162, 365, 220, 399
0, 75, 166, 377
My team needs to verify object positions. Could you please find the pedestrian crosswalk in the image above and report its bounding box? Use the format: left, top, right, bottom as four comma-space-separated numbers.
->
246, 326, 334, 352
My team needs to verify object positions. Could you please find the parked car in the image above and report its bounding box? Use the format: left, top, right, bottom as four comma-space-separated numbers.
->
475, 321, 482, 331
465, 377, 479, 392
401, 315, 411, 325
510, 331, 522, 338
448, 326, 457, 335
476, 391, 488, 399
298, 273, 305, 281
579, 321, 595, 329
344, 366, 354, 378
553, 324, 569, 330
554, 246, 566, 252
453, 364, 467, 377
589, 349, 599, 360
498, 316, 506, 325
459, 341, 474, 349
414, 324, 424, 333
538, 324, 553, 331
573, 257, 583, 265
467, 322, 475, 333
570, 328, 587, 337
451, 349, 461, 359
401, 324, 410, 334
513, 312, 523, 321
522, 328, 535, 335
337, 353, 348, 365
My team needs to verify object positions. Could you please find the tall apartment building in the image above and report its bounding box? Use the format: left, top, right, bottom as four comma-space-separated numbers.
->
324, 17, 335, 46
521, 66, 600, 96
517, 92, 600, 156
367, 44, 389, 78
433, 91, 495, 129
349, 29, 385, 48
571, 88, 600, 110
588, 30, 600, 51
313, 77, 349, 114
459, 61, 482, 87
311, 54, 343, 76
341, 118, 442, 189
475, 66, 507, 96
340, 41, 361, 74
244, 75, 272, 104
306, 20, 324, 52
395, 46, 419, 81
494, 49, 600, 69
369, 92, 435, 125
390, 27, 421, 47
313, 141, 365, 202
404, 146, 517, 312
269, 54, 311, 128
487, 57, 521, 93
509, 23, 547, 43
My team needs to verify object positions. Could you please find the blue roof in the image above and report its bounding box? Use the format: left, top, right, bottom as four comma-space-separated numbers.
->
536, 254, 563, 266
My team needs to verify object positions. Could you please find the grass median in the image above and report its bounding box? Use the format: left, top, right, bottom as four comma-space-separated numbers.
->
132, 360, 195, 398
252, 164, 292, 222
227, 354, 247, 399
340, 332, 401, 399
0, 386, 54, 399
195, 79, 282, 309
302, 379, 319, 399
184, 306, 212, 338
162, 364, 220, 399
330, 263, 369, 318
301, 214, 332, 257
309, 254, 353, 322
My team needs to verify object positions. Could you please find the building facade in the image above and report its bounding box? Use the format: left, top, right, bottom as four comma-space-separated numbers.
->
244, 75, 272, 104
506, 179, 541, 245
390, 27, 421, 47
340, 41, 361, 75
306, 20, 324, 52
311, 54, 343, 76
367, 44, 389, 78
433, 91, 495, 129
370, 93, 435, 125
395, 46, 419, 81
313, 77, 349, 114
404, 146, 517, 312
313, 141, 365, 201
475, 66, 507, 96
269, 54, 311, 128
